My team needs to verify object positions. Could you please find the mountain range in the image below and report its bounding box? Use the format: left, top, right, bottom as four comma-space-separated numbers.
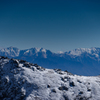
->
0, 56, 100, 100
0, 46, 100, 76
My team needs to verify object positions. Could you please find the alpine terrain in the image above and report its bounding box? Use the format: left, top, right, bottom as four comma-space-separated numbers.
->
0, 56, 100, 100
0, 47, 100, 75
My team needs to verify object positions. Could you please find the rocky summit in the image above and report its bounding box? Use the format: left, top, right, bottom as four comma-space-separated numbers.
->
0, 56, 100, 100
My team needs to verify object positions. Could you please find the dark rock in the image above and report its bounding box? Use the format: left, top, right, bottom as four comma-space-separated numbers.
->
58, 86, 68, 91
34, 64, 39, 67
87, 88, 91, 91
77, 80, 82, 83
64, 70, 68, 72
47, 85, 50, 88
52, 89, 56, 93
19, 60, 26, 63
9, 59, 19, 68
36, 66, 45, 71
24, 63, 31, 68
74, 95, 90, 100
70, 82, 75, 87
63, 95, 69, 100
79, 91, 83, 94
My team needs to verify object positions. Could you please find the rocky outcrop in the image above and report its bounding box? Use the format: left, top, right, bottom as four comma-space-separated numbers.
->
0, 56, 100, 100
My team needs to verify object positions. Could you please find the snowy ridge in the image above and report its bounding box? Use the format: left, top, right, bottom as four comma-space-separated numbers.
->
0, 47, 48, 57
0, 56, 100, 100
66, 47, 100, 57
1, 47, 100, 75
0, 47, 20, 57
1, 46, 100, 58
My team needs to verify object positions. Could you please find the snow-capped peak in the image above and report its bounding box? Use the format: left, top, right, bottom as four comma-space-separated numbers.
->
57, 51, 64, 54
0, 46, 20, 57
67, 47, 100, 56
40, 48, 46, 53
23, 47, 47, 55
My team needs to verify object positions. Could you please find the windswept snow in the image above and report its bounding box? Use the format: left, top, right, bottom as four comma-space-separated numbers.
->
0, 56, 100, 100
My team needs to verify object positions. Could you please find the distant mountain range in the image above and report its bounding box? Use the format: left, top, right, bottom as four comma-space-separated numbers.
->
1, 46, 100, 76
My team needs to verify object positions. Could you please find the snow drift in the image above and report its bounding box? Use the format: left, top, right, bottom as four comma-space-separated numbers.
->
0, 56, 100, 100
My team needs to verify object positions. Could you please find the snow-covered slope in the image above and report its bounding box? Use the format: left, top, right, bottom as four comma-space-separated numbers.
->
66, 47, 100, 57
0, 56, 100, 100
1, 47, 100, 75
0, 47, 20, 57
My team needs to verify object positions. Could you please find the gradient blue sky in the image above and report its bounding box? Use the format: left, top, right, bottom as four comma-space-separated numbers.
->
0, 0, 100, 52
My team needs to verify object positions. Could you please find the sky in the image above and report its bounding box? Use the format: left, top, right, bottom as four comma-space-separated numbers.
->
0, 0, 100, 52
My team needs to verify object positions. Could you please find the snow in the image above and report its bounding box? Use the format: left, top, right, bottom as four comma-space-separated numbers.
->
35, 47, 41, 52
58, 51, 64, 54
41, 48, 46, 53
67, 47, 100, 57
0, 46, 20, 57
1, 47, 100, 76
0, 46, 100, 57
24, 50, 30, 54
1, 46, 100, 59
1, 57, 100, 100
68, 48, 92, 56
23, 48, 47, 57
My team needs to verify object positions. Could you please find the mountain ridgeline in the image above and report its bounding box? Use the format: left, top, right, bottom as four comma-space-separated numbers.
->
0, 47, 100, 76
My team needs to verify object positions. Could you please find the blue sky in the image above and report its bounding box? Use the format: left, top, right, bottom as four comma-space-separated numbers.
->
0, 0, 100, 52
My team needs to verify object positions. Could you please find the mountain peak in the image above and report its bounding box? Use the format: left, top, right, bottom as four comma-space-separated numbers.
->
0, 46, 20, 57
40, 48, 46, 53
67, 47, 100, 56
6, 46, 18, 49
